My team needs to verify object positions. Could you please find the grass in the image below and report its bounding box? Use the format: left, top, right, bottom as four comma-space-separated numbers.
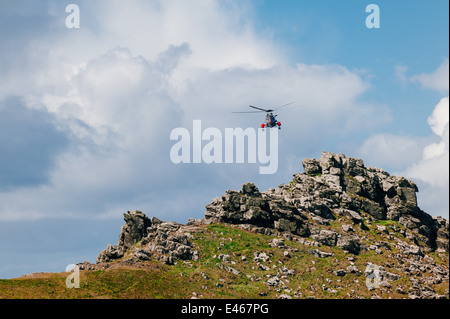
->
0, 223, 447, 299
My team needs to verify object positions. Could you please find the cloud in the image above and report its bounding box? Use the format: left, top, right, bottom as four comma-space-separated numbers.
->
0, 0, 388, 225
356, 133, 431, 171
404, 97, 449, 188
427, 96, 449, 138
359, 97, 449, 218
362, 58, 450, 218
409, 59, 449, 93
1, 0, 444, 279
0, 97, 70, 191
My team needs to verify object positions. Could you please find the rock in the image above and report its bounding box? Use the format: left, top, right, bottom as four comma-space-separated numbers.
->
310, 249, 334, 258
269, 238, 286, 249
162, 255, 174, 265
132, 249, 152, 261
89, 151, 448, 301
405, 245, 423, 257
436, 238, 449, 253
192, 250, 199, 261
334, 269, 346, 277
337, 209, 363, 224
265, 276, 280, 287
118, 211, 152, 249
242, 183, 261, 196
218, 254, 231, 263
96, 211, 198, 265
311, 229, 338, 247
376, 225, 388, 233
359, 198, 386, 220
346, 265, 360, 274
96, 244, 125, 263
205, 183, 310, 237
302, 158, 321, 175
342, 224, 354, 232
217, 263, 240, 275
337, 236, 361, 255
254, 252, 270, 262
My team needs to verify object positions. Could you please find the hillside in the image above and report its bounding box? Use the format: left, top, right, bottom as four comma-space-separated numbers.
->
1, 152, 448, 299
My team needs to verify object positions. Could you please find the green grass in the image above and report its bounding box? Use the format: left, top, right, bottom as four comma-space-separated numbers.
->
0, 222, 447, 299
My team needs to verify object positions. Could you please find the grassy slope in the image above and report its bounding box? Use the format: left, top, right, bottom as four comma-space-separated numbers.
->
0, 222, 448, 299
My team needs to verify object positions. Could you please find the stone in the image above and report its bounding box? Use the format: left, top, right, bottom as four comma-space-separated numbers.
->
254, 252, 270, 262
119, 210, 152, 249
302, 158, 321, 175
346, 265, 360, 274
96, 244, 125, 263
337, 236, 361, 255
241, 183, 261, 196
337, 209, 363, 224
311, 229, 338, 247
342, 224, 354, 232
269, 238, 287, 249
404, 244, 423, 257
310, 249, 334, 258
359, 198, 386, 220
329, 167, 342, 176
334, 269, 346, 276
90, 151, 448, 301
376, 225, 388, 233
265, 276, 280, 287
132, 249, 152, 261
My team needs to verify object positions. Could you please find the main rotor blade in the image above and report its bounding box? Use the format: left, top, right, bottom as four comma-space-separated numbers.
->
273, 101, 295, 111
232, 111, 264, 114
249, 105, 270, 112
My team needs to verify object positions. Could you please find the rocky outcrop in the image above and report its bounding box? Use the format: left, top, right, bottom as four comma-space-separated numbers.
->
96, 211, 200, 264
204, 151, 448, 254
204, 183, 310, 237
119, 210, 152, 249
90, 151, 448, 299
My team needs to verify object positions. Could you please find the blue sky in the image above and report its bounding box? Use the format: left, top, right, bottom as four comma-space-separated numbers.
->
252, 0, 448, 134
0, 0, 448, 279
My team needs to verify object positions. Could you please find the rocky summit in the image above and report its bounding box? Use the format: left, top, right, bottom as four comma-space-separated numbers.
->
3, 152, 447, 299
80, 151, 449, 299
204, 151, 447, 253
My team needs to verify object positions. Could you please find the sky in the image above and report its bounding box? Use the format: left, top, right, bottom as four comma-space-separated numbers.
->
0, 0, 448, 279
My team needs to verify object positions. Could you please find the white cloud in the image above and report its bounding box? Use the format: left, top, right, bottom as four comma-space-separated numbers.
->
357, 133, 431, 171
362, 59, 450, 218
0, 1, 389, 222
359, 97, 449, 218
404, 97, 449, 188
427, 96, 449, 137
410, 59, 449, 93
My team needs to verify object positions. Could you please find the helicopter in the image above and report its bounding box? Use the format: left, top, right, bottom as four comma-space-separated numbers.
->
233, 102, 295, 129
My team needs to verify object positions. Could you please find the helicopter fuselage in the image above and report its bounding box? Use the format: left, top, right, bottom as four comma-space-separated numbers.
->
262, 112, 281, 129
